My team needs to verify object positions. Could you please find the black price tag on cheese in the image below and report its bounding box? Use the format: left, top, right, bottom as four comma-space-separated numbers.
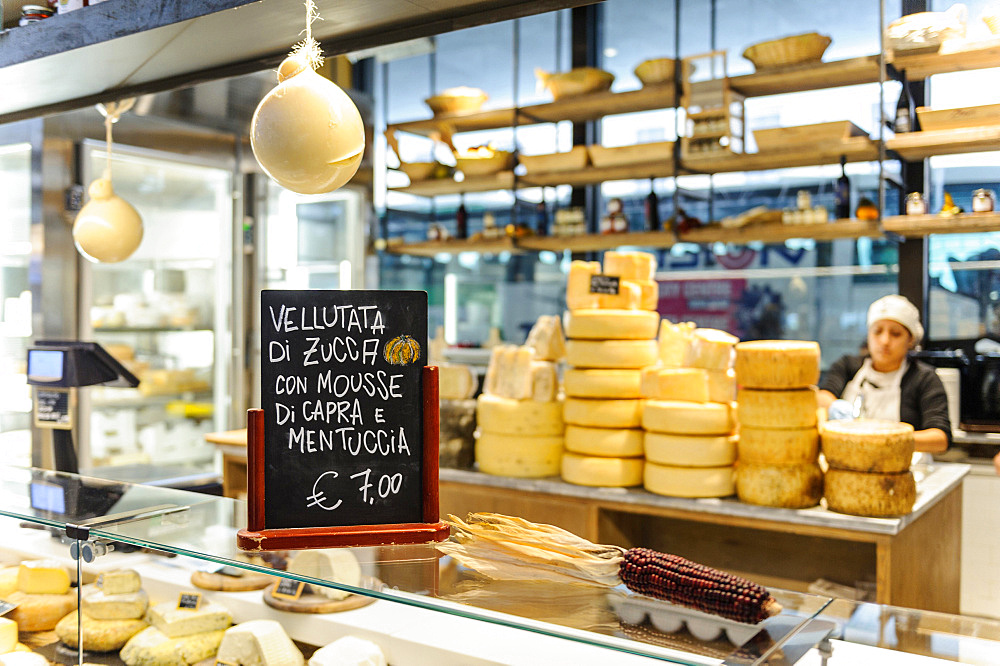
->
589, 274, 620, 295
272, 578, 305, 600
176, 592, 202, 610
0, 600, 17, 617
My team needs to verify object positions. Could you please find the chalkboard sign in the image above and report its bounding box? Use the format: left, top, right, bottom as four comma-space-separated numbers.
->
260, 290, 427, 531
272, 578, 305, 600
177, 592, 202, 610
590, 274, 620, 295
34, 388, 71, 429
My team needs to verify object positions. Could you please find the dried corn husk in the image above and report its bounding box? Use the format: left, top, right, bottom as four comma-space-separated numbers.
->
438, 513, 624, 587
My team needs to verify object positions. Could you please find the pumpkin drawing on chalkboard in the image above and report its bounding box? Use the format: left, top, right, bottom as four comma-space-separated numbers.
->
384, 335, 421, 365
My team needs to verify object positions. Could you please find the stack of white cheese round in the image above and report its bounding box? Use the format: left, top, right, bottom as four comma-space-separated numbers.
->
55, 569, 149, 653
733, 340, 823, 509
641, 326, 738, 497
561, 252, 659, 487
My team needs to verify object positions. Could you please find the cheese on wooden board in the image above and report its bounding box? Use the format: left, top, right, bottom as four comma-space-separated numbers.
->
706, 368, 737, 403
120, 626, 226, 666
4, 590, 77, 632
561, 453, 643, 487
216, 620, 304, 666
98, 569, 142, 595
148, 600, 232, 638
0, 567, 19, 598
530, 361, 558, 402
563, 309, 659, 340
642, 400, 734, 435
564, 397, 643, 429
820, 419, 915, 473
525, 315, 566, 361
476, 431, 563, 477
657, 320, 695, 367
16, 560, 70, 595
82, 586, 149, 620
438, 363, 477, 400
0, 618, 15, 654
824, 468, 916, 517
566, 260, 602, 311
685, 328, 738, 370
735, 462, 823, 509
734, 340, 821, 389
0, 654, 48, 666
563, 368, 642, 399
565, 339, 657, 369
564, 425, 644, 457
736, 387, 818, 429
738, 426, 819, 465
640, 367, 709, 402
643, 432, 737, 467
309, 636, 387, 666
287, 549, 362, 600
55, 610, 148, 651
644, 462, 736, 498
476, 395, 564, 436
603, 251, 656, 281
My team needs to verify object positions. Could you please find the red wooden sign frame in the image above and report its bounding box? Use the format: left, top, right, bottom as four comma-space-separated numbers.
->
238, 366, 449, 550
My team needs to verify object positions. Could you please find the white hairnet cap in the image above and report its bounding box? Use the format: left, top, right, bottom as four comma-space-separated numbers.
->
868, 295, 923, 343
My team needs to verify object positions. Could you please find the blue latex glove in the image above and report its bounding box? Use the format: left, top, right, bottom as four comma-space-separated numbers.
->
827, 399, 855, 421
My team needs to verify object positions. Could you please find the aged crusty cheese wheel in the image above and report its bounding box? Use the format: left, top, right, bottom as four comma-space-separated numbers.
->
565, 425, 644, 457
476, 394, 563, 436
644, 432, 737, 467
565, 339, 658, 369
561, 452, 643, 487
706, 368, 737, 403
735, 462, 823, 509
55, 610, 148, 652
644, 462, 735, 498
820, 419, 915, 473
685, 328, 738, 370
642, 400, 734, 435
564, 368, 642, 399
564, 397, 643, 428
734, 340, 821, 389
737, 387, 818, 429
738, 426, 819, 464
640, 367, 709, 402
476, 432, 563, 478
824, 468, 916, 517
564, 309, 659, 340
4, 590, 78, 632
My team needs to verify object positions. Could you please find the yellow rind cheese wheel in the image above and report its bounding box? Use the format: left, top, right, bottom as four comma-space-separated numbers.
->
735, 462, 823, 509
640, 367, 709, 402
56, 610, 148, 652
736, 387, 818, 429
564, 368, 642, 398
685, 328, 738, 370
734, 340, 821, 389
644, 462, 735, 498
565, 339, 658, 369
561, 452, 643, 487
642, 400, 734, 435
738, 426, 819, 465
824, 468, 916, 517
564, 309, 659, 340
564, 397, 643, 428
565, 425, 644, 457
475, 432, 563, 478
820, 419, 915, 473
4, 590, 78, 632
476, 394, 563, 436
644, 432, 737, 467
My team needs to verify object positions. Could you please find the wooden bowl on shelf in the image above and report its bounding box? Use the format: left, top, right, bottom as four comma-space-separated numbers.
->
587, 141, 673, 168
753, 121, 867, 152
535, 67, 614, 100
743, 32, 831, 70
915, 104, 1000, 131
519, 146, 588, 174
425, 87, 488, 116
455, 149, 514, 177
633, 58, 693, 86
399, 162, 437, 181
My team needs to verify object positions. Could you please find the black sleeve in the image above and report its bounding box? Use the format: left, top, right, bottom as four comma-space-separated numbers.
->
818, 355, 856, 398
913, 365, 953, 444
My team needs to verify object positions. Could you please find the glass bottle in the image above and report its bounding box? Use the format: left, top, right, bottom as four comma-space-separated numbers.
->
455, 201, 468, 240
835, 156, 851, 219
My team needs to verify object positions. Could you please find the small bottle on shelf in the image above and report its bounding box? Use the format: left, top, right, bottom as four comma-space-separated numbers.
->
455, 201, 468, 240
834, 157, 851, 219
894, 75, 913, 134
535, 201, 549, 236
645, 186, 660, 232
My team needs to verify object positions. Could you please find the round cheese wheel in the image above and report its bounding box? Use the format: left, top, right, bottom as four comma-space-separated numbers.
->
564, 397, 643, 428
734, 340, 820, 389
564, 309, 659, 340
737, 387, 818, 429
644, 432, 737, 467
820, 419, 915, 473
706, 369, 736, 403
56, 610, 148, 652
738, 426, 819, 465
642, 400, 734, 435
685, 328, 738, 370
644, 462, 735, 498
476, 431, 563, 478
0, 653, 49, 666
4, 590, 78, 632
565, 425, 644, 457
735, 462, 823, 509
561, 453, 643, 487
824, 468, 916, 517
640, 367, 709, 402
476, 394, 563, 436
565, 339, 657, 369
564, 368, 642, 399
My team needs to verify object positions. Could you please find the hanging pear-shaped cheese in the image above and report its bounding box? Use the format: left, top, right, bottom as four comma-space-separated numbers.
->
251, 55, 365, 194
72, 178, 143, 263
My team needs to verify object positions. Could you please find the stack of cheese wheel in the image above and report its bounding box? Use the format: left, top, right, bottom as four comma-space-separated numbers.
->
475, 316, 565, 478
733, 340, 823, 509
4, 560, 77, 633
121, 598, 232, 665
641, 326, 739, 497
55, 569, 149, 653
821, 419, 916, 517
561, 252, 659, 487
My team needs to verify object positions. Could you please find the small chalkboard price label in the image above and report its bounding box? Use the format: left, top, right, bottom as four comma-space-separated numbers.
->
176, 592, 202, 610
35, 388, 71, 429
272, 578, 305, 600
589, 274, 620, 295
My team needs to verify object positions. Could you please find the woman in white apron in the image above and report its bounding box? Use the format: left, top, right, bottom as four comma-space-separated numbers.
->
818, 295, 950, 453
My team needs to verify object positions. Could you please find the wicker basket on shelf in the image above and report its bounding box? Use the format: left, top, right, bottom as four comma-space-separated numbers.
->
742, 32, 831, 70
424, 87, 488, 116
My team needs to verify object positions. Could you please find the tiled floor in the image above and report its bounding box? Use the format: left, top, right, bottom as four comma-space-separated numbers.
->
960, 467, 1000, 620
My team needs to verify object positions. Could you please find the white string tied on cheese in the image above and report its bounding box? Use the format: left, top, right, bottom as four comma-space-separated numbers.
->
95, 98, 136, 181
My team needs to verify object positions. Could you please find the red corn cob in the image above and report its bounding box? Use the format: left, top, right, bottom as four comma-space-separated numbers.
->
619, 547, 782, 624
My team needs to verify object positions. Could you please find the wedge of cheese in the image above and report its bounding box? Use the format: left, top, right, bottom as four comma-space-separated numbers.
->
706, 368, 737, 403
525, 315, 566, 361
657, 320, 695, 367
17, 560, 70, 595
685, 328, 738, 370
99, 569, 142, 595
148, 600, 232, 639
0, 567, 19, 598
566, 260, 602, 311
82, 586, 149, 620
603, 251, 656, 281
438, 364, 477, 400
0, 618, 16, 654
530, 361, 558, 402
287, 549, 362, 601
121, 626, 226, 666
309, 636, 387, 666
595, 280, 643, 310
216, 620, 304, 666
